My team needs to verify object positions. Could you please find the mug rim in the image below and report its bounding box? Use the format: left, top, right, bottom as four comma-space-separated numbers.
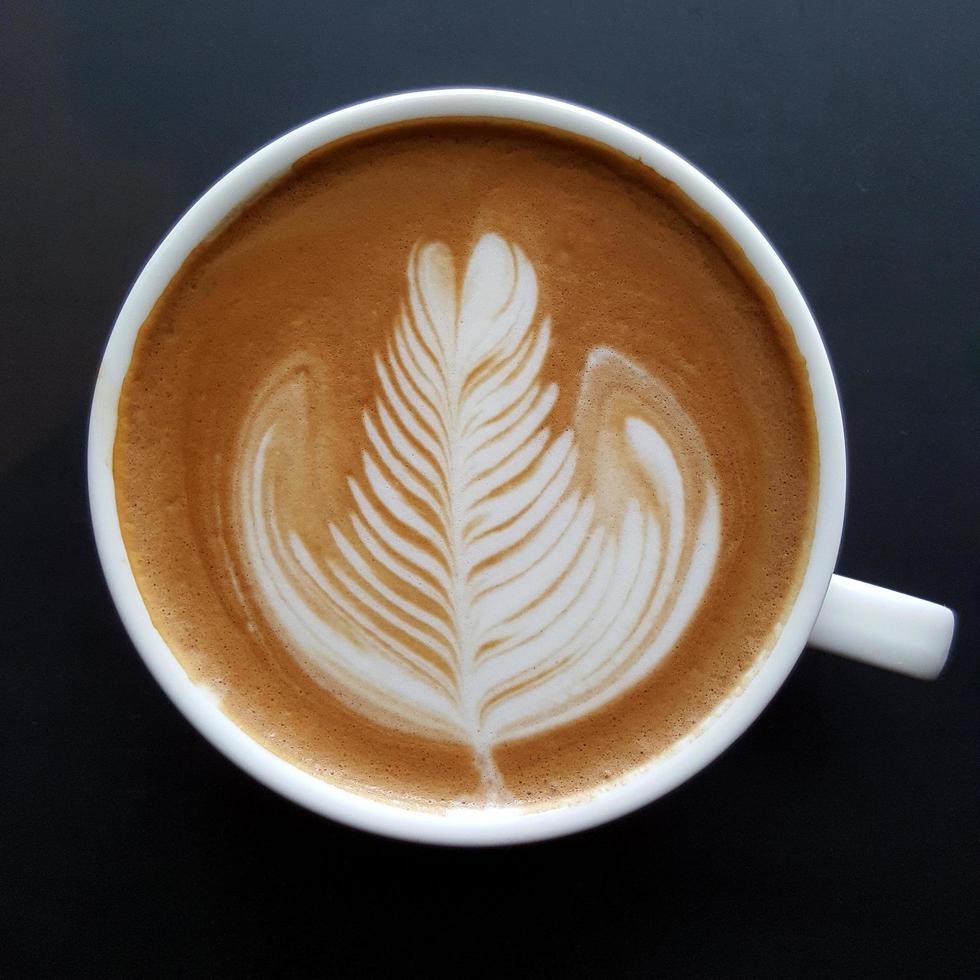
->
88, 87, 846, 845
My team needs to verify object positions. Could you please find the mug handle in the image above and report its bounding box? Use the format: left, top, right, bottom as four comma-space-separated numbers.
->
808, 575, 955, 680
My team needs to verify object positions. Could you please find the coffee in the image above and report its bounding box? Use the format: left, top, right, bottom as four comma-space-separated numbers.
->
115, 119, 817, 808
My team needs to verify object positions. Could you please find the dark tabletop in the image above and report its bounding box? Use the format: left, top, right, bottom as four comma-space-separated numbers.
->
3, 2, 978, 977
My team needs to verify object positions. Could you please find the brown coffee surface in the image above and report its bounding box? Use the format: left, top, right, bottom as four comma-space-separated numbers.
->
115, 119, 817, 808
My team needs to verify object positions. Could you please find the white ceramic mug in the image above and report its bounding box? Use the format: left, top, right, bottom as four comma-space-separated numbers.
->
88, 89, 955, 845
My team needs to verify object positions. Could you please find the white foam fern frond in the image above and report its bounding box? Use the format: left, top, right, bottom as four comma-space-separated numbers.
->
235, 234, 720, 788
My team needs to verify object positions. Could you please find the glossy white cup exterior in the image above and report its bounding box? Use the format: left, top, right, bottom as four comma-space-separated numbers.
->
88, 89, 944, 845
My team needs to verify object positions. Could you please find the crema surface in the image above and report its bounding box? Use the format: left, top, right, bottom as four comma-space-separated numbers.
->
115, 120, 817, 808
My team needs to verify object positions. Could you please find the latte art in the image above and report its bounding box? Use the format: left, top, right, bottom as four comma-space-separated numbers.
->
235, 234, 720, 787
114, 119, 817, 806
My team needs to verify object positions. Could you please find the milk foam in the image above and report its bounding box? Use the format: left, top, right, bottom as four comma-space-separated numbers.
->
232, 233, 721, 788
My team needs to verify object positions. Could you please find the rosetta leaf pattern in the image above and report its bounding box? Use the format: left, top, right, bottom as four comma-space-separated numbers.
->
236, 233, 720, 789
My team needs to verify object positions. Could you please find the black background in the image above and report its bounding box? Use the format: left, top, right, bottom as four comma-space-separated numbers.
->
3, 2, 977, 976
